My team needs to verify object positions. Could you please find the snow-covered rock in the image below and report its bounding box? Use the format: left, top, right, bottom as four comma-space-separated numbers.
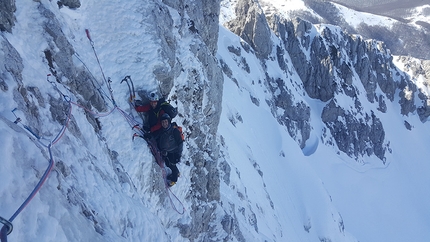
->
1, 0, 429, 242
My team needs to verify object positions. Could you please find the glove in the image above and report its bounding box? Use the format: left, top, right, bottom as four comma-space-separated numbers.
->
135, 99, 144, 106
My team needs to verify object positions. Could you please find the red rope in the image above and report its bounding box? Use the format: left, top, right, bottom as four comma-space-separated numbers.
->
145, 137, 185, 214
1, 101, 72, 241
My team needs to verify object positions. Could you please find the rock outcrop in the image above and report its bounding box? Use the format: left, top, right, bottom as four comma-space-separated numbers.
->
0, 0, 16, 32
226, 0, 272, 59
224, 0, 429, 161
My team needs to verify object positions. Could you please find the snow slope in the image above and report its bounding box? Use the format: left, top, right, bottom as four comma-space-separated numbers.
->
216, 20, 430, 242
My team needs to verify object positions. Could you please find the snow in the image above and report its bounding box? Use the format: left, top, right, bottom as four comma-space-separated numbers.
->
333, 2, 397, 28
221, 0, 314, 24
1, 0, 175, 241
317, 113, 430, 242
393, 56, 430, 98
260, 0, 308, 13
405, 4, 430, 28
1, 0, 430, 242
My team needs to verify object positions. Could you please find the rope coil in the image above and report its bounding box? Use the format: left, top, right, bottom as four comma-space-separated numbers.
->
0, 217, 12, 235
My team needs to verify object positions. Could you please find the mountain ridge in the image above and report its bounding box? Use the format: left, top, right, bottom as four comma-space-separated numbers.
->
255, 0, 430, 59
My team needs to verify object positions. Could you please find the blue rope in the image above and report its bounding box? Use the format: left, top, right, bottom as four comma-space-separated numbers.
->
0, 228, 8, 242
1, 100, 72, 242
0, 216, 13, 242
0, 144, 54, 242
9, 143, 54, 222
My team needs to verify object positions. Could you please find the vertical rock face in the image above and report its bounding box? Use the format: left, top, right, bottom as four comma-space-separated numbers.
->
0, 0, 16, 32
159, 1, 225, 240
416, 59, 430, 121
162, 0, 221, 55
2, 32, 50, 139
39, 3, 106, 136
226, 4, 312, 149
57, 0, 81, 9
2, 2, 105, 139
273, 17, 400, 161
266, 75, 311, 149
279, 17, 338, 102
396, 56, 430, 121
226, 0, 272, 59
149, 2, 177, 96
321, 100, 386, 161
1, 36, 23, 86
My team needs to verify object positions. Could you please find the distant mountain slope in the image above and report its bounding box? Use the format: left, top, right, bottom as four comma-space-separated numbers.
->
267, 0, 430, 59
331, 0, 426, 17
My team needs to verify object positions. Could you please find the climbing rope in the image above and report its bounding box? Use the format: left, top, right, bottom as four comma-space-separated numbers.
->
0, 216, 12, 241
1, 28, 187, 239
73, 52, 114, 105
0, 93, 72, 242
85, 29, 116, 106
9, 143, 55, 223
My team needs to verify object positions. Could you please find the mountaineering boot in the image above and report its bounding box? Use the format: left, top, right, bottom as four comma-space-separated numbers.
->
167, 180, 176, 187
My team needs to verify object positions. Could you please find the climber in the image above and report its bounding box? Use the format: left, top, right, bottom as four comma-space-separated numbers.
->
156, 113, 183, 187
135, 92, 177, 137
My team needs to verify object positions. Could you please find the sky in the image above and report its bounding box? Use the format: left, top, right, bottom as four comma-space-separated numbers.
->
1, 0, 430, 241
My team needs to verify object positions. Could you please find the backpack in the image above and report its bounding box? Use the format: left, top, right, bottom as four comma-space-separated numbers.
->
161, 101, 178, 119
172, 122, 185, 141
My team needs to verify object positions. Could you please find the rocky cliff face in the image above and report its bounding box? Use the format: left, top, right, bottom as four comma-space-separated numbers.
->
226, 0, 272, 59
161, 0, 225, 239
1, 0, 224, 240
224, 0, 429, 162
0, 0, 16, 32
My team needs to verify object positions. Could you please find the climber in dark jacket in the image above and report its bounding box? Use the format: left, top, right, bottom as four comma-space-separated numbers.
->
135, 93, 164, 133
135, 92, 178, 137
135, 92, 166, 134
156, 113, 183, 187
